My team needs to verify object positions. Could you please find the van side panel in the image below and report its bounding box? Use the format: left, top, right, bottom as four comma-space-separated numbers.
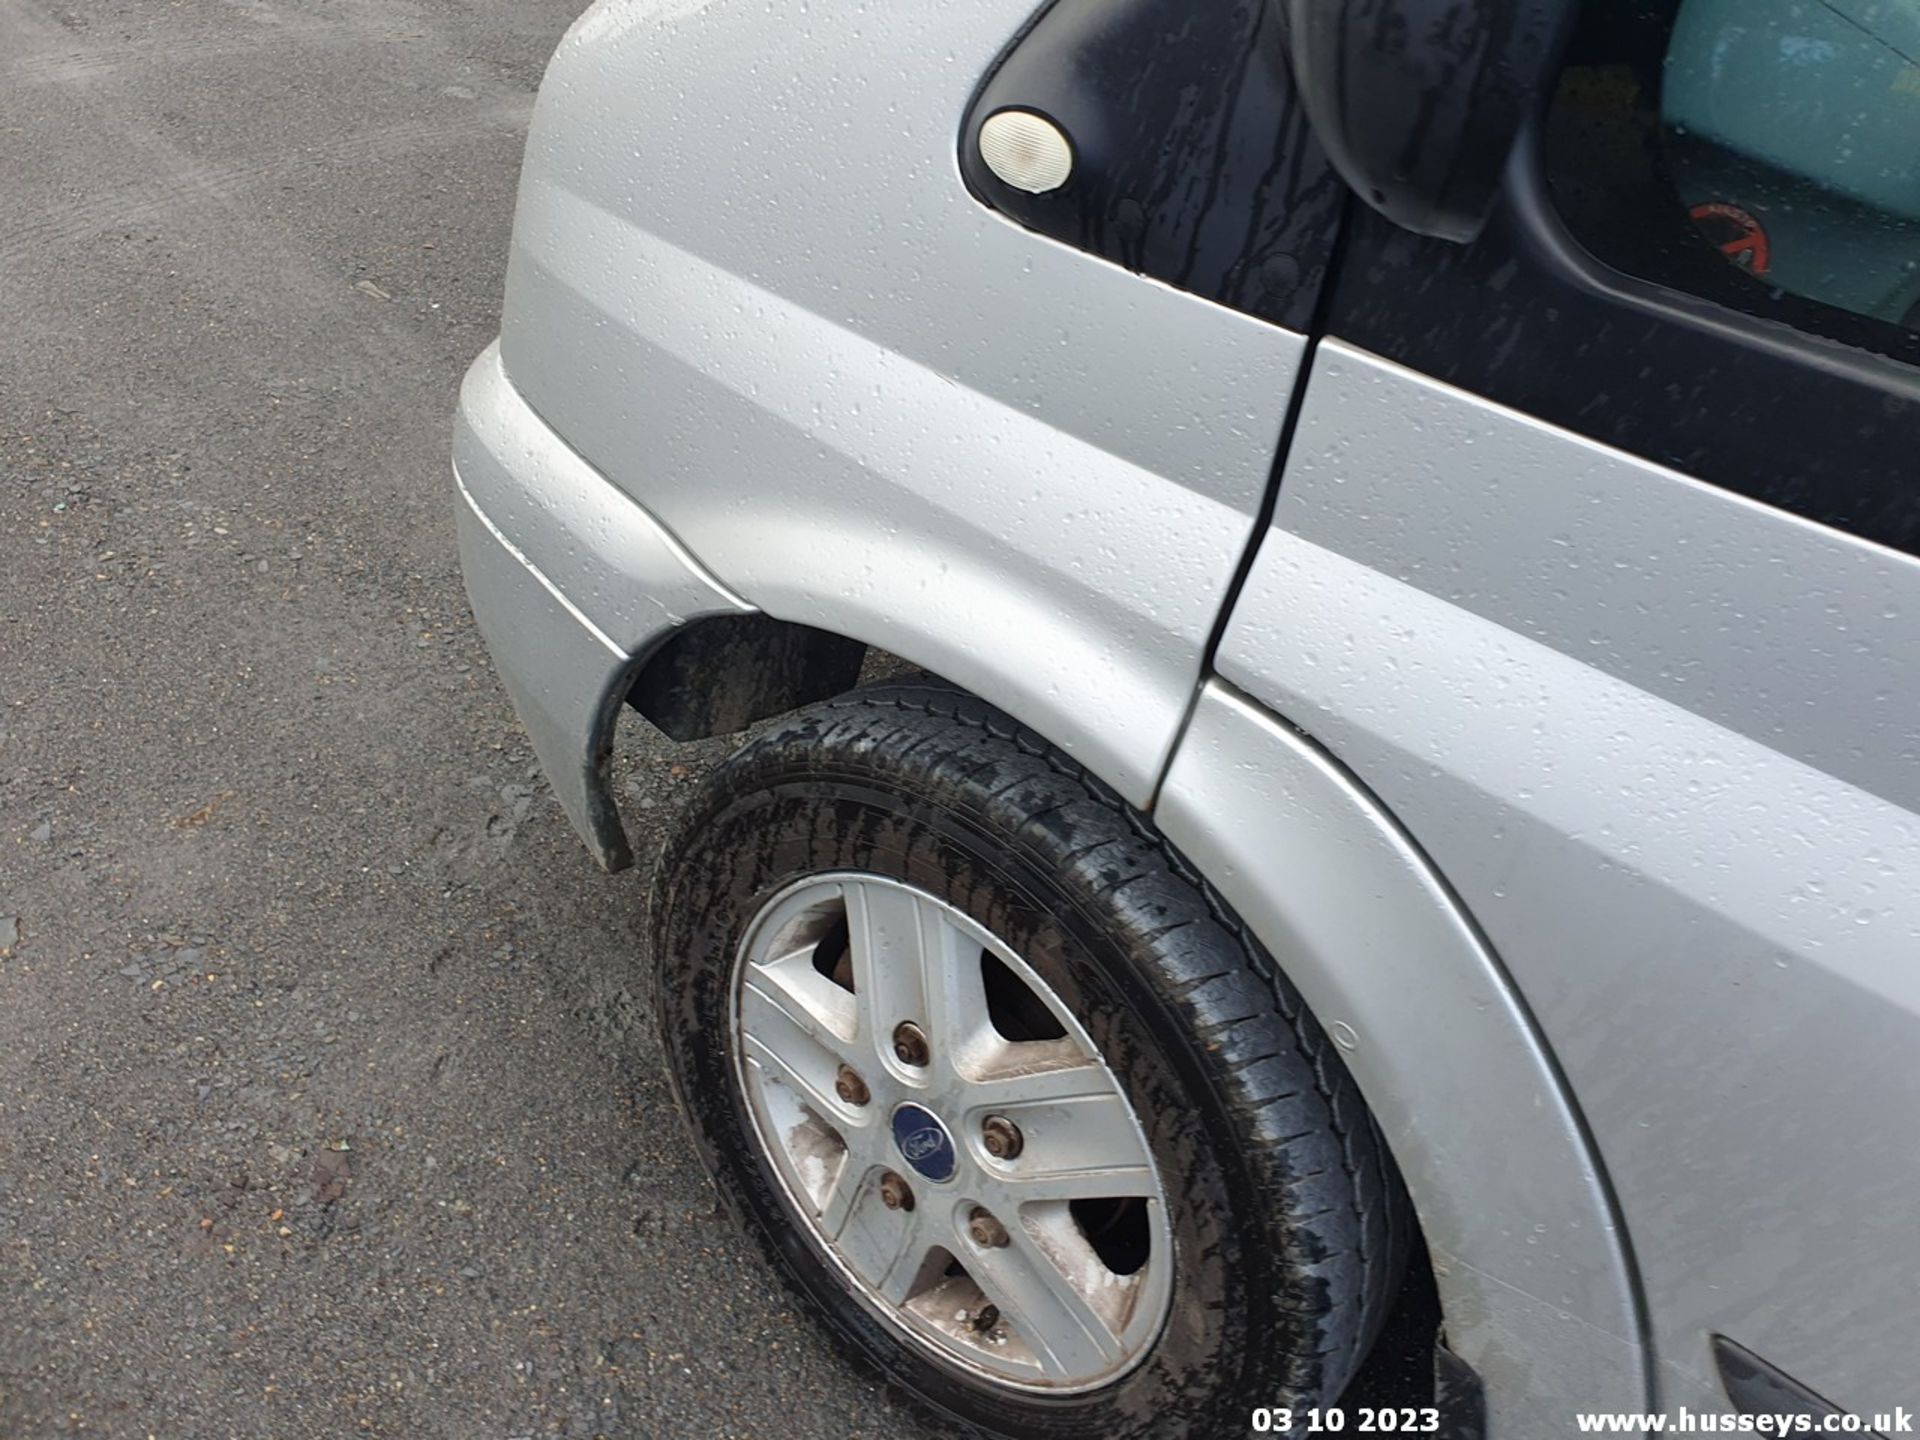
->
1216, 340, 1920, 1417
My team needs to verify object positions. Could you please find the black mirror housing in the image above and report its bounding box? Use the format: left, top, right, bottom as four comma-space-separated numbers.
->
1278, 0, 1577, 242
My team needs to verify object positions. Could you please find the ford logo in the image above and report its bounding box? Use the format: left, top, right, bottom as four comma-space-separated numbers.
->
900, 1127, 946, 1163
891, 1103, 957, 1182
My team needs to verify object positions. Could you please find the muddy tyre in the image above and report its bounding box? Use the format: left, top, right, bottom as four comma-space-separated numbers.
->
651, 680, 1410, 1438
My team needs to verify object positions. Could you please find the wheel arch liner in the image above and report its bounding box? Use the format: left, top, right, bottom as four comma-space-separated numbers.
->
1155, 681, 1649, 1425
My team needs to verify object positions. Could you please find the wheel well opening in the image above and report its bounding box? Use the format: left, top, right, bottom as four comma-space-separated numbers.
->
625, 613, 869, 742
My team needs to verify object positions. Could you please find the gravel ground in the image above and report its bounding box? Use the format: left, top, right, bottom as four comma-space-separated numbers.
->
0, 2, 1433, 1436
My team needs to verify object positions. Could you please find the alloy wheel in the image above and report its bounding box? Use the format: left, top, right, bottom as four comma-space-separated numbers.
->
730, 873, 1175, 1392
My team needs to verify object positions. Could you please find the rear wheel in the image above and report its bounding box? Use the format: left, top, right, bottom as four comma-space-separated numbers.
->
652, 680, 1408, 1438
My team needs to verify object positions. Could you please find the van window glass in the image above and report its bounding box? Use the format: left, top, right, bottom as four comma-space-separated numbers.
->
1546, 0, 1920, 365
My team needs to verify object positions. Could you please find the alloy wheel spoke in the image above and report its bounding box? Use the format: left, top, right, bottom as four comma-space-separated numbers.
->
993, 1164, 1159, 1204
976, 1087, 1159, 1203
831, 1186, 940, 1306
963, 1046, 1115, 1107
843, 881, 932, 1061
815, 1155, 878, 1239
964, 1217, 1127, 1381
738, 973, 866, 1124
845, 882, 992, 1080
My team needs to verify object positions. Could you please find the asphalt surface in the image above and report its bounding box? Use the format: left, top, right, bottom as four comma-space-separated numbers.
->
0, 2, 1432, 1436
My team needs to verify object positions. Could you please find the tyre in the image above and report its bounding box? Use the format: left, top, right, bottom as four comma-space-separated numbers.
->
651, 680, 1409, 1438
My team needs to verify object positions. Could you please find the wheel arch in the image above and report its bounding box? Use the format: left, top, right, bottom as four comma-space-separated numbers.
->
1154, 679, 1652, 1427
595, 607, 1183, 866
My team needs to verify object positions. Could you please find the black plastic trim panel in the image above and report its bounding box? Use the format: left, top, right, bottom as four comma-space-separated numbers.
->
1713, 1336, 1884, 1437
961, 0, 1344, 332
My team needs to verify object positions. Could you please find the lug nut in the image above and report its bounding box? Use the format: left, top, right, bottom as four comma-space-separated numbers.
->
834, 1064, 870, 1107
879, 1171, 914, 1212
892, 1022, 930, 1067
967, 1206, 1009, 1249
980, 1115, 1023, 1160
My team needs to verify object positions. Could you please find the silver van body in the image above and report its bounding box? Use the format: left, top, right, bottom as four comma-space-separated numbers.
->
455, 0, 1920, 1431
